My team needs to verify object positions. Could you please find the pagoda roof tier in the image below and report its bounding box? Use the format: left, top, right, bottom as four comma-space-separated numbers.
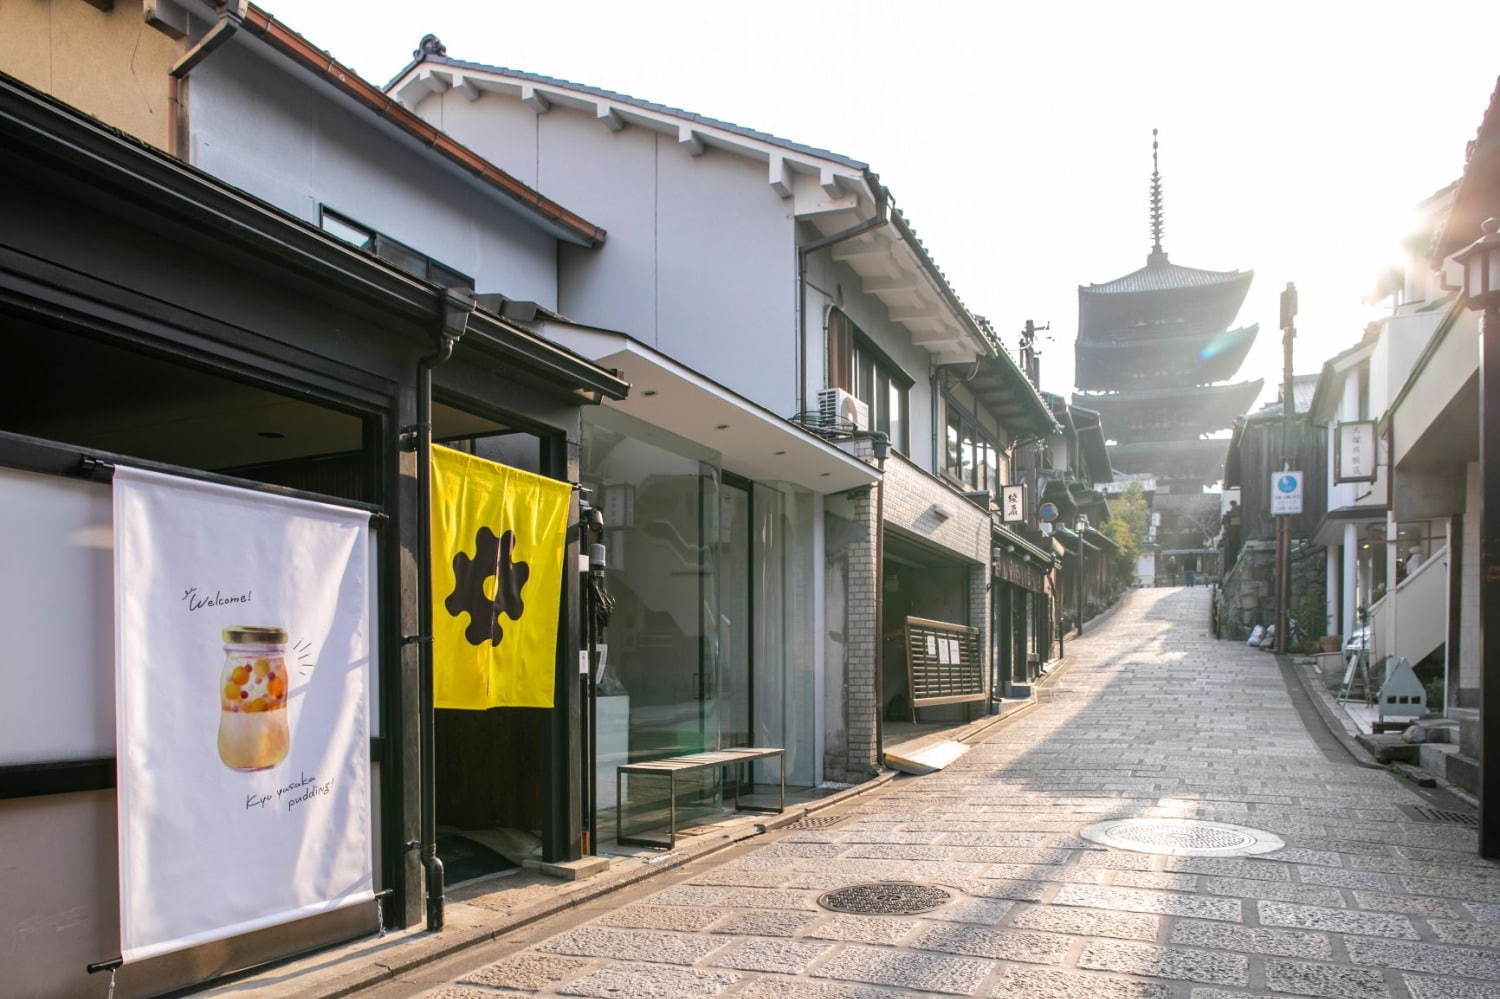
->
1106, 438, 1229, 480
1083, 257, 1250, 296
1073, 379, 1263, 444
1076, 324, 1258, 390
1078, 266, 1253, 350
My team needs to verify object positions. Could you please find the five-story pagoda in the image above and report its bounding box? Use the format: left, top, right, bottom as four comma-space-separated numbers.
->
1073, 132, 1262, 496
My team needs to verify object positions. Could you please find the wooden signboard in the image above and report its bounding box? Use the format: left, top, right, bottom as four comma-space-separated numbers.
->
903, 616, 984, 722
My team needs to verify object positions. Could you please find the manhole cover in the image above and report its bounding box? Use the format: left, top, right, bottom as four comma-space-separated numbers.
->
818, 882, 951, 915
1079, 818, 1285, 857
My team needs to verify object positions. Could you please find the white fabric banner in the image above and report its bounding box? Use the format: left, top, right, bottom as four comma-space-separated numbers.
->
113, 467, 373, 963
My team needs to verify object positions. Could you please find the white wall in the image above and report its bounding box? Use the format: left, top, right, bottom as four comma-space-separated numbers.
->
189, 41, 558, 305
419, 92, 799, 417
1370, 308, 1446, 417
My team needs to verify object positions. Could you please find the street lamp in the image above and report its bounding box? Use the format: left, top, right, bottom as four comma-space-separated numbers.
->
1075, 514, 1089, 636
1459, 218, 1500, 859
1459, 218, 1500, 311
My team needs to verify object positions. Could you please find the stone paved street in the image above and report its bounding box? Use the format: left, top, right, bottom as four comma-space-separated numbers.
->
394, 588, 1499, 998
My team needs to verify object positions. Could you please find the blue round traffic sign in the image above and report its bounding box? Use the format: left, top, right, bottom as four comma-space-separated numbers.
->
1039, 502, 1059, 523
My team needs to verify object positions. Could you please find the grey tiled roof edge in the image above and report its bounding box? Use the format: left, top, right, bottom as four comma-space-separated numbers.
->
1083, 260, 1253, 295
386, 53, 870, 171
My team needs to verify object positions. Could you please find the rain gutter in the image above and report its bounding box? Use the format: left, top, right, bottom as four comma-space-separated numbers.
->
795, 182, 891, 417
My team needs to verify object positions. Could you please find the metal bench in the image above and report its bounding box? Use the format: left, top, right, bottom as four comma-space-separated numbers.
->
616, 747, 785, 848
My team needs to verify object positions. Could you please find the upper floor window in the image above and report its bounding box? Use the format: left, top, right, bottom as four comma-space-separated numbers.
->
319, 207, 474, 290
944, 399, 1001, 494
827, 309, 911, 454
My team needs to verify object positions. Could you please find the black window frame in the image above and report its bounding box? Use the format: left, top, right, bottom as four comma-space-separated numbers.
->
943, 394, 1001, 494
826, 308, 913, 455
319, 206, 475, 291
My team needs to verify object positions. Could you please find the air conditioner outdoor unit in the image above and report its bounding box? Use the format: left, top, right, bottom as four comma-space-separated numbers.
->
817, 387, 869, 431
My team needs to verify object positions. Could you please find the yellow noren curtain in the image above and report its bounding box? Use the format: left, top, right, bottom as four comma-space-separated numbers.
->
430, 444, 569, 709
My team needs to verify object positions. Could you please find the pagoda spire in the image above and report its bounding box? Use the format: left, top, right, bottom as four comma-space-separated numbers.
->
1148, 128, 1168, 265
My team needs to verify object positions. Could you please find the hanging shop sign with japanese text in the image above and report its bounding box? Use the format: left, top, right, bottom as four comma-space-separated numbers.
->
1001, 485, 1026, 523
113, 467, 373, 963
1335, 420, 1378, 484
1270, 470, 1304, 516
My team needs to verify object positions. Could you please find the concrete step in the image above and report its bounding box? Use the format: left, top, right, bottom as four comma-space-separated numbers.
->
1447, 752, 1480, 795
883, 739, 970, 776
1355, 732, 1420, 765
1418, 742, 1459, 774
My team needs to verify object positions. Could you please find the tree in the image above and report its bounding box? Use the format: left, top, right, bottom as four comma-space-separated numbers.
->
1100, 482, 1149, 585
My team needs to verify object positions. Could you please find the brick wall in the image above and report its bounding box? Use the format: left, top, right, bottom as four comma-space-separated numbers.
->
879, 452, 991, 563
823, 446, 991, 780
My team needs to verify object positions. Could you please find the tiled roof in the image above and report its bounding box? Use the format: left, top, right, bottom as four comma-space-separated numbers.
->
241, 8, 605, 246
1082, 258, 1251, 295
1248, 372, 1319, 420
1074, 379, 1264, 407
388, 52, 870, 172
1431, 74, 1500, 262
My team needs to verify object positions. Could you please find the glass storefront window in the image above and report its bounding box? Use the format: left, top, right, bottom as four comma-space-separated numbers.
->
581, 409, 721, 783
750, 482, 816, 787
1358, 521, 1387, 606
583, 409, 821, 821
1395, 520, 1442, 583
720, 480, 752, 752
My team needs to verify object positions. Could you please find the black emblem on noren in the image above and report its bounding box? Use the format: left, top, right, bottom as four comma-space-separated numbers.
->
445, 527, 530, 646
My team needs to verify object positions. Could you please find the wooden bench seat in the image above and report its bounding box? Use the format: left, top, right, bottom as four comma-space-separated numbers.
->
616, 747, 785, 848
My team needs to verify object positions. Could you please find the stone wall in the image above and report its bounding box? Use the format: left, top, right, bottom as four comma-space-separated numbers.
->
1218, 538, 1327, 648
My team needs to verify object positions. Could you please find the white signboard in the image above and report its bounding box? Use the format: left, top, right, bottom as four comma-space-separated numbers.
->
1336, 420, 1378, 483
113, 467, 373, 963
1001, 485, 1026, 523
0, 468, 114, 765
1270, 470, 1304, 516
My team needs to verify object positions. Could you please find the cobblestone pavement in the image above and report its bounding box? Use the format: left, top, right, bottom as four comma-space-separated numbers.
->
408, 588, 1499, 998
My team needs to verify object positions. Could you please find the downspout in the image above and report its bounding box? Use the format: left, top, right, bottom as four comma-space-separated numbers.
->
872, 450, 887, 766
411, 286, 475, 931
167, 3, 245, 159
796, 182, 891, 417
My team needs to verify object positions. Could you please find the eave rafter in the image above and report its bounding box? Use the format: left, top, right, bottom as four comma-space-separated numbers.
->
388, 59, 984, 367
827, 228, 971, 359
391, 65, 867, 212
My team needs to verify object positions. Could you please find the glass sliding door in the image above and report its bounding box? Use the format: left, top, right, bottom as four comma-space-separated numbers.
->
752, 482, 816, 788
580, 409, 723, 829
720, 478, 752, 753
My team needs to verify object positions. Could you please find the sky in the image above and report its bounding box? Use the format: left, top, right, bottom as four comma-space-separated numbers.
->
264, 0, 1500, 404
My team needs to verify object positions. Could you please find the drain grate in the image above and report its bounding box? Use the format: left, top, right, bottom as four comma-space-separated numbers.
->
1401, 804, 1479, 827
1080, 818, 1286, 857
785, 814, 847, 830
818, 882, 951, 915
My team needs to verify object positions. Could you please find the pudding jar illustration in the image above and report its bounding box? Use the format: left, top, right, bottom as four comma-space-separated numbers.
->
218, 626, 291, 771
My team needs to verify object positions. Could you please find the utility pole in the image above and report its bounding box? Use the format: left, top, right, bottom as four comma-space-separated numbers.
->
1456, 218, 1500, 856
1275, 283, 1297, 654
